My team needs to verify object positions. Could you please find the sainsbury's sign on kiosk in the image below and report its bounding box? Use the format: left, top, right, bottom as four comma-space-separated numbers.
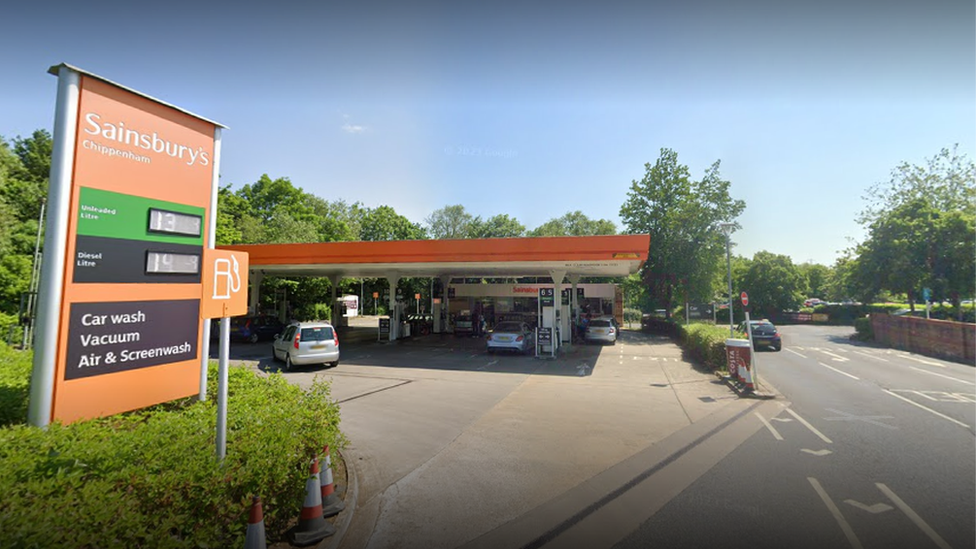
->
28, 64, 225, 426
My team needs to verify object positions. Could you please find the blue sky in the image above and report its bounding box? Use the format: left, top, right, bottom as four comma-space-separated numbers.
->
2, 0, 973, 266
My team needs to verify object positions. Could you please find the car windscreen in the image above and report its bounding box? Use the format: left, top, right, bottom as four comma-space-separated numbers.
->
751, 324, 776, 334
300, 326, 334, 342
590, 320, 611, 327
493, 322, 522, 332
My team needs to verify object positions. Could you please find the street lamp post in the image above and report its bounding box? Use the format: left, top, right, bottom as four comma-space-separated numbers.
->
719, 223, 735, 338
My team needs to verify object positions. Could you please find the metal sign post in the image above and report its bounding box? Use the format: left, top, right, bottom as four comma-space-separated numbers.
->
741, 292, 758, 392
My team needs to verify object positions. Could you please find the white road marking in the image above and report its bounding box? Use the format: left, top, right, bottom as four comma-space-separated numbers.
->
771, 417, 794, 423
785, 348, 808, 359
897, 353, 946, 368
487, 360, 498, 367
755, 412, 784, 440
876, 483, 954, 549
786, 408, 833, 444
808, 477, 864, 549
818, 361, 860, 380
801, 449, 832, 456
894, 389, 938, 401
819, 349, 850, 362
852, 350, 888, 362
793, 346, 806, 351
909, 366, 975, 385
844, 500, 892, 514
883, 390, 970, 428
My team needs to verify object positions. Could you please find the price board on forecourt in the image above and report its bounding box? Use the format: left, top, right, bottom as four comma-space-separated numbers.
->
30, 64, 223, 426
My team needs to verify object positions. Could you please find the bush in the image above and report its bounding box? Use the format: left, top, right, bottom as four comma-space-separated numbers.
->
295, 302, 332, 322
677, 323, 730, 371
0, 311, 19, 344
0, 343, 33, 427
622, 308, 642, 327
0, 351, 345, 548
853, 317, 873, 341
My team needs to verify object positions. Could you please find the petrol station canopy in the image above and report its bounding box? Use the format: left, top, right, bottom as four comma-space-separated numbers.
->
219, 234, 650, 279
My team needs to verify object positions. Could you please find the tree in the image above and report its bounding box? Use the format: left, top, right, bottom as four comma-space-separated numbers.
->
425, 205, 475, 239
860, 145, 975, 225
740, 251, 804, 317
854, 198, 935, 310
468, 214, 525, 238
528, 211, 616, 237
930, 210, 976, 319
620, 149, 745, 317
796, 263, 831, 299
360, 205, 427, 241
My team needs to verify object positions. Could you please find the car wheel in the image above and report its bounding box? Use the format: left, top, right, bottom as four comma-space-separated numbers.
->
248, 333, 259, 344
487, 348, 494, 354
329, 361, 339, 368
283, 354, 293, 372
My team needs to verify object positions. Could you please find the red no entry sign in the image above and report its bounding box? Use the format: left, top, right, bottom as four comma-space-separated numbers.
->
741, 292, 749, 307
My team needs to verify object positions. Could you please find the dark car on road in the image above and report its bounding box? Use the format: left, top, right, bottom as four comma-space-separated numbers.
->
739, 320, 782, 351
229, 315, 285, 343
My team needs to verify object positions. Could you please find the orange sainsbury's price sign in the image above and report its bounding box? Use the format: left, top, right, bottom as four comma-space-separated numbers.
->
29, 65, 225, 426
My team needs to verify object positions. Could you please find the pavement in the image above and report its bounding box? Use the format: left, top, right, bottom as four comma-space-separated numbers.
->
228, 318, 767, 549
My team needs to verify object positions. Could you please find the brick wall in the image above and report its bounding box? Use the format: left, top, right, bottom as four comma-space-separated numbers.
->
870, 314, 975, 365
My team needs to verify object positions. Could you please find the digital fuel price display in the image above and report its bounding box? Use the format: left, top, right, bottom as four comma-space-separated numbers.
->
145, 251, 200, 275
73, 187, 205, 284
148, 208, 202, 237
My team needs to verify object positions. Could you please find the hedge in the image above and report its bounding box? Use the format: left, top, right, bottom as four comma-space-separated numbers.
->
0, 345, 345, 548
676, 322, 730, 371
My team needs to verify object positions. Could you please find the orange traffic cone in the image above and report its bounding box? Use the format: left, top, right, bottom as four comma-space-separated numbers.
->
287, 458, 336, 547
320, 445, 345, 518
244, 496, 266, 549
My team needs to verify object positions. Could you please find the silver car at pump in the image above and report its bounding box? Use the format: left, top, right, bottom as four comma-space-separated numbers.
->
272, 321, 340, 371
486, 321, 534, 354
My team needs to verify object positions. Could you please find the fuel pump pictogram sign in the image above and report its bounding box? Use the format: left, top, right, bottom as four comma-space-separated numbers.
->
202, 250, 249, 319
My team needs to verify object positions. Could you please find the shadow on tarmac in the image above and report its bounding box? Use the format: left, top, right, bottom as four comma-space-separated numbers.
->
215, 328, 674, 378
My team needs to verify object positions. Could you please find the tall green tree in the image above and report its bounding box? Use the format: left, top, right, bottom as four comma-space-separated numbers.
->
620, 149, 745, 316
740, 251, 804, 317
425, 204, 475, 239
930, 210, 976, 319
859, 144, 975, 225
528, 211, 616, 237
360, 205, 427, 241
796, 262, 831, 298
854, 198, 935, 310
468, 214, 526, 238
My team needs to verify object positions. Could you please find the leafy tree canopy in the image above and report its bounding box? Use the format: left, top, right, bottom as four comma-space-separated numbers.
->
620, 149, 745, 316
528, 210, 616, 237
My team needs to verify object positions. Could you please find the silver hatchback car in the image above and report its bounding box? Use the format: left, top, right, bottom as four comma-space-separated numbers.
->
272, 322, 340, 371
584, 318, 617, 345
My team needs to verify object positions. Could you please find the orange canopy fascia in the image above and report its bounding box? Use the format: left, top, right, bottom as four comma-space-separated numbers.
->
219, 234, 649, 279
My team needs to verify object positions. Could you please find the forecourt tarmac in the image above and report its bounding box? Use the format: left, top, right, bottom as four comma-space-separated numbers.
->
228, 324, 779, 549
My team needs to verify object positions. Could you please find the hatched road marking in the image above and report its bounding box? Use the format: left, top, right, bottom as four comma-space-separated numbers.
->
818, 361, 860, 380
755, 412, 784, 441
897, 353, 946, 368
808, 477, 864, 549
883, 390, 970, 429
909, 367, 975, 385
786, 408, 833, 444
785, 348, 808, 359
876, 483, 954, 549
852, 349, 888, 362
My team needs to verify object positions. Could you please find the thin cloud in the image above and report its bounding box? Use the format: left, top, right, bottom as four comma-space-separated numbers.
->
342, 123, 367, 134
